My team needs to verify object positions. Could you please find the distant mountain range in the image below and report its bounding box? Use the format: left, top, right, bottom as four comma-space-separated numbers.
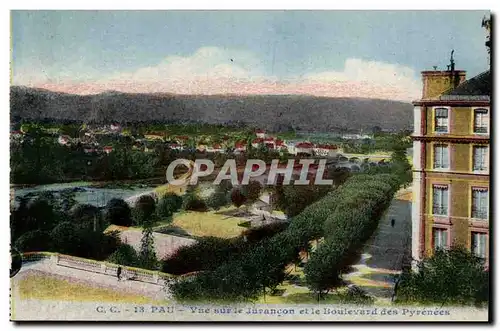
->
10, 86, 413, 132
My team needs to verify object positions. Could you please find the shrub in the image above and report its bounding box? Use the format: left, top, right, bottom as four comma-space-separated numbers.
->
396, 246, 489, 306
50, 222, 81, 255
70, 204, 105, 232
133, 195, 156, 226
14, 230, 51, 252
182, 191, 208, 212
105, 198, 132, 226
206, 191, 229, 211
162, 222, 289, 275
156, 193, 183, 218
230, 187, 247, 208
241, 180, 263, 204
107, 244, 140, 268
162, 237, 242, 275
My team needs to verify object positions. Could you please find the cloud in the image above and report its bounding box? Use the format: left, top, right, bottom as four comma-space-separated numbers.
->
19, 47, 421, 101
303, 58, 421, 100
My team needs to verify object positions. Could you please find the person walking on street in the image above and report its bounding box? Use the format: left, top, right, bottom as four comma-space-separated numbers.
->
391, 219, 396, 227
117, 266, 122, 281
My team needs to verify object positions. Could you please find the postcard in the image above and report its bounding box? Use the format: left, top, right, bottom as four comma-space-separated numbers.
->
9, 10, 491, 322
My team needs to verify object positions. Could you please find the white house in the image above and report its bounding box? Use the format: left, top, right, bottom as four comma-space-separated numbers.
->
169, 143, 184, 151
206, 144, 224, 153
294, 142, 314, 155
252, 138, 264, 148
314, 144, 339, 157
262, 137, 275, 149
285, 142, 296, 155
255, 129, 266, 139
234, 140, 247, 154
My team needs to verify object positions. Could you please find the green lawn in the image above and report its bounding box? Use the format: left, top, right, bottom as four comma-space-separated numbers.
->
15, 274, 164, 304
168, 207, 247, 238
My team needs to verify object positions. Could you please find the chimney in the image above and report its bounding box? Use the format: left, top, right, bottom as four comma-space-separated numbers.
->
420, 50, 466, 99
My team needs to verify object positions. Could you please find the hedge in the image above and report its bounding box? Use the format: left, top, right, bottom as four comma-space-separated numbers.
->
304, 174, 399, 295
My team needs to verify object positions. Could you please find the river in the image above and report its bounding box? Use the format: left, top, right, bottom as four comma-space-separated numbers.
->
12, 182, 156, 208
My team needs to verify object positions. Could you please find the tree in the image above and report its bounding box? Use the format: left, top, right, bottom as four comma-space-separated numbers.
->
304, 242, 346, 301
133, 195, 156, 226
138, 224, 158, 270
25, 197, 58, 232
272, 184, 331, 218
206, 190, 229, 211
107, 244, 140, 267
156, 193, 183, 218
396, 246, 489, 306
182, 189, 208, 212
58, 189, 78, 213
217, 179, 233, 194
230, 187, 247, 208
105, 198, 132, 226
390, 144, 412, 187
50, 222, 81, 255
15, 230, 51, 252
70, 204, 105, 232
242, 180, 263, 205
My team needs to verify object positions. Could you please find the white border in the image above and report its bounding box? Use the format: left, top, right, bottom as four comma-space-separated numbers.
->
2, 2, 499, 330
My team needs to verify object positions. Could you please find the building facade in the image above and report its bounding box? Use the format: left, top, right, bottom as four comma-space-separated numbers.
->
411, 65, 490, 266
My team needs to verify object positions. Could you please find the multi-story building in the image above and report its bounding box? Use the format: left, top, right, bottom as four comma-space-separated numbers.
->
411, 51, 491, 267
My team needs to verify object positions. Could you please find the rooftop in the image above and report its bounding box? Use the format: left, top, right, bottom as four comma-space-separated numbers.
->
439, 70, 491, 101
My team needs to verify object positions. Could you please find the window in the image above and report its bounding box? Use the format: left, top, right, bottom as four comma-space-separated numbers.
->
473, 146, 488, 172
433, 228, 448, 251
432, 185, 449, 216
473, 109, 489, 134
471, 188, 488, 219
433, 145, 449, 169
434, 108, 449, 133
471, 232, 487, 259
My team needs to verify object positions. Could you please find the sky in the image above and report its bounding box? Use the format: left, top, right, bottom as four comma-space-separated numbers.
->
11, 10, 490, 101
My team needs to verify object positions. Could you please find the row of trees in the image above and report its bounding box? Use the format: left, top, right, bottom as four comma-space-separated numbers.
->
304, 175, 400, 299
